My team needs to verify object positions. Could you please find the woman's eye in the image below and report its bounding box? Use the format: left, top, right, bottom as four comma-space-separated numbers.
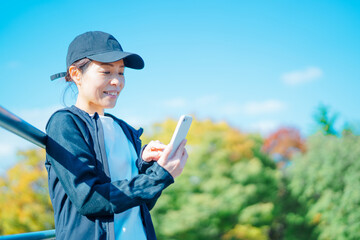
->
101, 71, 110, 74
119, 72, 124, 76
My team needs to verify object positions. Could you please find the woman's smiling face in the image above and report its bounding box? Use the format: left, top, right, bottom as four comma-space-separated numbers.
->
72, 59, 125, 115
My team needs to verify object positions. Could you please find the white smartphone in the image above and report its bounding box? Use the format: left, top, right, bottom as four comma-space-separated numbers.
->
168, 115, 192, 158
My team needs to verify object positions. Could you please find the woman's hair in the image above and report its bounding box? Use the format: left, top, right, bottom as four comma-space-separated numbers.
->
62, 58, 92, 106
65, 58, 92, 82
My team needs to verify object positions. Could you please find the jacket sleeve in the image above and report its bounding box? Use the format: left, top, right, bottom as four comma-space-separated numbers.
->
46, 111, 174, 217
136, 145, 164, 210
136, 145, 155, 173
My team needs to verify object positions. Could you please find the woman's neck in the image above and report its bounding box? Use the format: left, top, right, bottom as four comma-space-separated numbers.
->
75, 99, 104, 116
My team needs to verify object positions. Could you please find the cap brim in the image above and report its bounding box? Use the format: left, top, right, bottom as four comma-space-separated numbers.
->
87, 51, 144, 69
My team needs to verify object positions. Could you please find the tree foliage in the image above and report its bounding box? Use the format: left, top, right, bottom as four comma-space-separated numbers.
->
313, 104, 339, 136
142, 117, 279, 240
262, 127, 306, 168
0, 149, 54, 235
288, 133, 360, 240
1, 112, 359, 240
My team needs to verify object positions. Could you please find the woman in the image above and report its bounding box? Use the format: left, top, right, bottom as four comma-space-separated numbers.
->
45, 31, 188, 240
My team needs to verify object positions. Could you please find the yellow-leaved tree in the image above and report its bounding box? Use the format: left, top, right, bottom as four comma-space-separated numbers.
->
0, 149, 54, 235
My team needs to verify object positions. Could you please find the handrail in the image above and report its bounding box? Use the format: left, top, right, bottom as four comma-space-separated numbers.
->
0, 105, 47, 149
0, 105, 55, 238
0, 230, 55, 240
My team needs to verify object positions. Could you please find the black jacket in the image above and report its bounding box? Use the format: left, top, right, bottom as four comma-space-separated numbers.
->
45, 105, 174, 240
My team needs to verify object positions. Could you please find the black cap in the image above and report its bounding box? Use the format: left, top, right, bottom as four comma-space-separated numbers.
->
50, 31, 144, 81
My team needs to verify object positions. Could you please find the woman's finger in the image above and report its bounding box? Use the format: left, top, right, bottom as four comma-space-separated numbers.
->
148, 151, 162, 158
148, 141, 166, 151
143, 151, 162, 162
180, 150, 188, 168
174, 139, 187, 158
159, 143, 173, 162
146, 142, 165, 151
149, 144, 166, 152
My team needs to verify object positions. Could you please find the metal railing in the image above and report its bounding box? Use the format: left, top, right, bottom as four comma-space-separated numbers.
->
0, 230, 55, 240
0, 106, 47, 148
0, 105, 56, 239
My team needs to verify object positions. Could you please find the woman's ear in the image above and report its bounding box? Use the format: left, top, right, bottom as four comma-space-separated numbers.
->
69, 66, 81, 85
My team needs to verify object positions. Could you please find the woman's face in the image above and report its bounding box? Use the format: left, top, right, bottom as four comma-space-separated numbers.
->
75, 59, 125, 115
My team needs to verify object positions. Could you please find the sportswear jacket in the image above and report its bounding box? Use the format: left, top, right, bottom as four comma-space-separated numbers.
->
45, 105, 174, 240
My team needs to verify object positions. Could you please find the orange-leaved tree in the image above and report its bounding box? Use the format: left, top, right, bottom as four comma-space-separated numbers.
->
262, 127, 306, 168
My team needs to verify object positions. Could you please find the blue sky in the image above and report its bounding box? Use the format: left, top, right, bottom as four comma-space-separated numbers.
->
0, 0, 359, 173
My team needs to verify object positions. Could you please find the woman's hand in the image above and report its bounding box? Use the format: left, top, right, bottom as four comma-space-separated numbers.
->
142, 140, 166, 162
157, 139, 188, 178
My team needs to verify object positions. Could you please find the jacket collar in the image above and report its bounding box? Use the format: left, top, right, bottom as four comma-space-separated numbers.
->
68, 105, 143, 138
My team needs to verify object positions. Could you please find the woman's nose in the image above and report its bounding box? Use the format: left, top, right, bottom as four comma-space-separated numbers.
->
111, 76, 125, 88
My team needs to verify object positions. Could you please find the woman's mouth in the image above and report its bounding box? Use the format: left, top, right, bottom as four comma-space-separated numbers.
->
103, 91, 119, 96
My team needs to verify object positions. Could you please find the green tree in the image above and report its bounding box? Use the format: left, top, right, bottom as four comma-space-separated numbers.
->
0, 149, 54, 235
313, 104, 338, 135
142, 118, 280, 240
288, 133, 360, 240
